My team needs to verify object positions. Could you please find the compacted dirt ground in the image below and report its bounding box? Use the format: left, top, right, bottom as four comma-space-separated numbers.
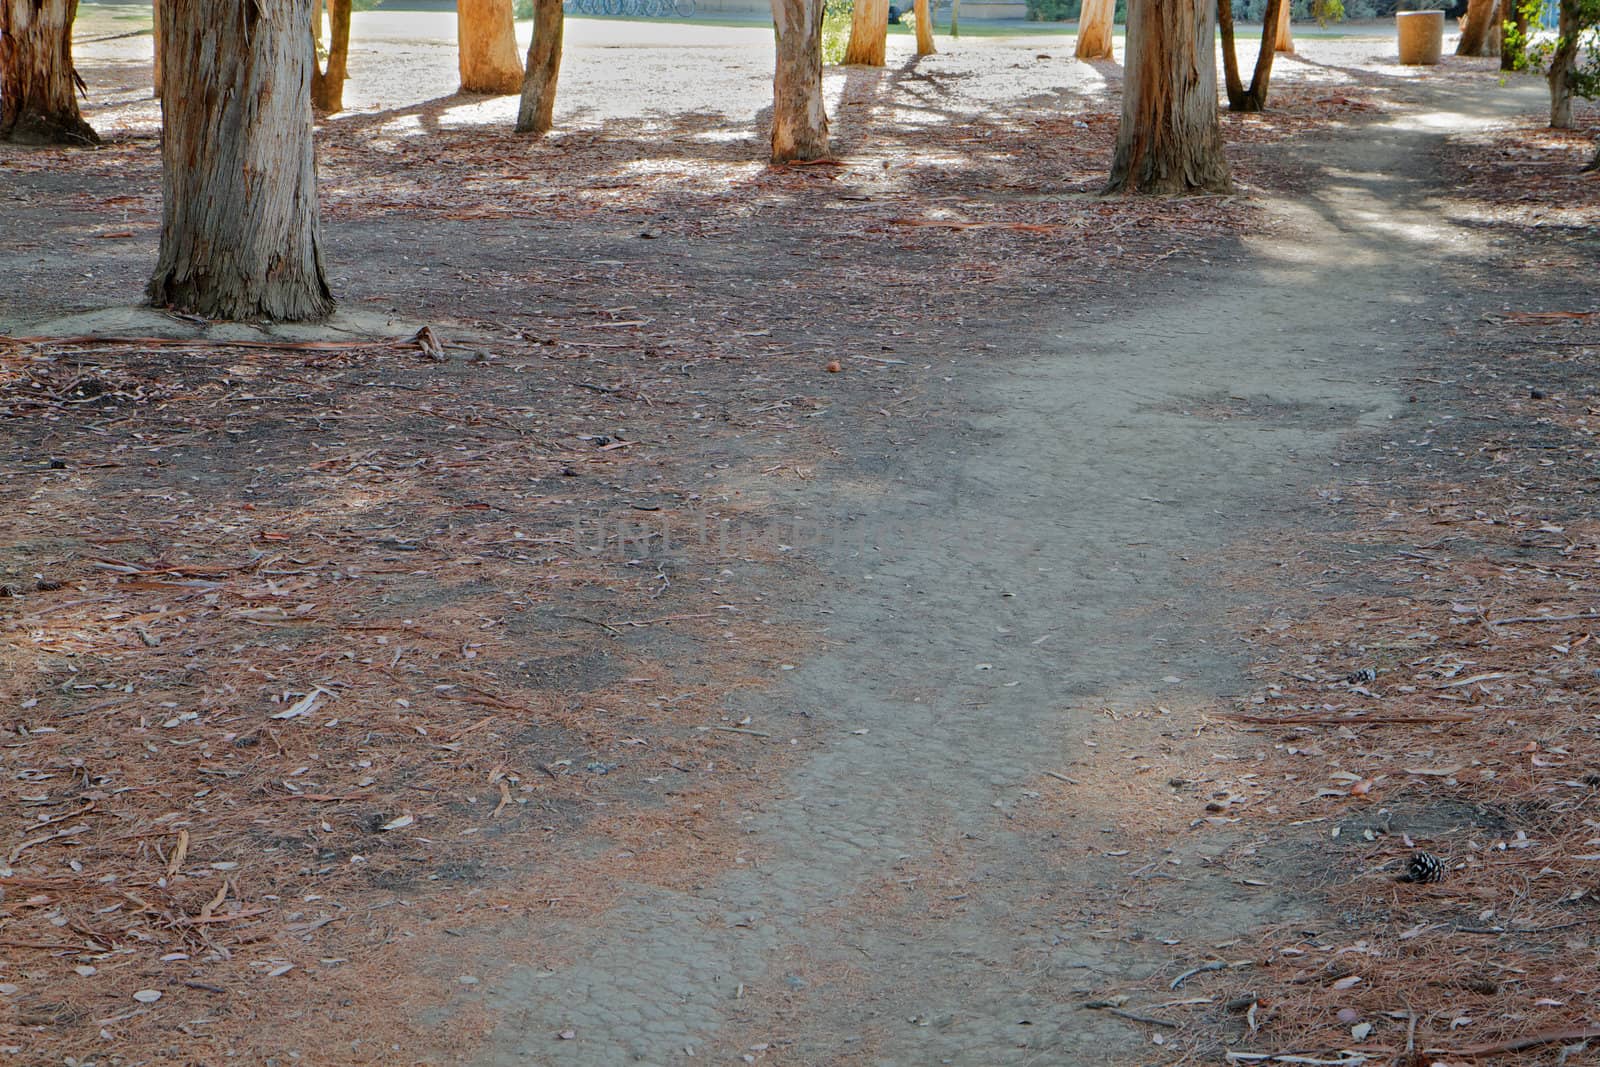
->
2, 10, 1598, 1067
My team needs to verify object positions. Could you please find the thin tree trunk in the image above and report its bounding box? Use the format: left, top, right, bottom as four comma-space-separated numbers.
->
843, 0, 888, 65
1547, 0, 1580, 128
311, 0, 352, 113
1105, 0, 1230, 194
147, 0, 333, 322
1457, 0, 1496, 55
1218, 0, 1247, 109
914, 0, 935, 53
0, 0, 98, 144
1501, 0, 1526, 71
515, 0, 563, 134
1486, 0, 1501, 54
458, 0, 523, 94
1244, 0, 1285, 109
1273, 0, 1292, 51
152, 0, 163, 96
1219, 0, 1279, 112
770, 0, 829, 161
1076, 0, 1115, 59
950, 0, 959, 37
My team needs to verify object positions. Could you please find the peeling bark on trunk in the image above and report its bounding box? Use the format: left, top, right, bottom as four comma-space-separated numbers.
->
1457, 0, 1496, 55
311, 0, 351, 113
0, 0, 98, 144
1547, 0, 1580, 128
1076, 0, 1115, 60
770, 0, 829, 161
1218, 0, 1281, 112
1105, 0, 1230, 194
843, 0, 888, 66
147, 0, 333, 322
1273, 0, 1292, 51
515, 0, 562, 134
914, 0, 935, 54
458, 0, 523, 94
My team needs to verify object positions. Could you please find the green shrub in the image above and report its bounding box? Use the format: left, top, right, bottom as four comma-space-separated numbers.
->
1026, 0, 1078, 20
822, 0, 852, 63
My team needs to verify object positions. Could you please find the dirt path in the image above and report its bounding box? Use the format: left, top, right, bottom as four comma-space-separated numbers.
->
446, 78, 1555, 1066
5, 18, 1584, 1064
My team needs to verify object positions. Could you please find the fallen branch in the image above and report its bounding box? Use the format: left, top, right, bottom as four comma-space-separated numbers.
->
1429, 1027, 1600, 1058
700, 725, 772, 738
1486, 610, 1600, 626
1224, 712, 1475, 725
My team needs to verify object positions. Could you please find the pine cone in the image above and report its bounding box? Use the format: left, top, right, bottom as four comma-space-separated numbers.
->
1398, 850, 1446, 884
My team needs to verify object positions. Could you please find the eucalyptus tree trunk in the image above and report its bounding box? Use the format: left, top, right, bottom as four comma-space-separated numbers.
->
1106, 0, 1230, 194
1547, 0, 1581, 128
771, 0, 829, 161
844, 0, 888, 65
1218, 0, 1281, 112
152, 0, 164, 95
1272, 0, 1292, 51
147, 0, 333, 322
1456, 0, 1497, 55
0, 0, 98, 144
1075, 0, 1115, 59
516, 0, 563, 134
914, 0, 935, 53
1218, 0, 1247, 108
458, 0, 523, 94
311, 0, 352, 112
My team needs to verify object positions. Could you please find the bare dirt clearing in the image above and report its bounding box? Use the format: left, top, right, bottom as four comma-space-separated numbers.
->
2, 11, 1598, 1067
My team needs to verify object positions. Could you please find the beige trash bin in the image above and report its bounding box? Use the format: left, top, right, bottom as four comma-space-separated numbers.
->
1397, 10, 1445, 64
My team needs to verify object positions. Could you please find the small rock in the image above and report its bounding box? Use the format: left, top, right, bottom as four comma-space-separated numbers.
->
133, 989, 162, 1003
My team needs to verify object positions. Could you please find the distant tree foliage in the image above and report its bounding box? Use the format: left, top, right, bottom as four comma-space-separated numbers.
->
1029, 0, 1364, 22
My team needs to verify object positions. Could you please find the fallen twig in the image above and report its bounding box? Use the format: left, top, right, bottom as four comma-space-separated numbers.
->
1085, 1001, 1179, 1028
1171, 959, 1227, 989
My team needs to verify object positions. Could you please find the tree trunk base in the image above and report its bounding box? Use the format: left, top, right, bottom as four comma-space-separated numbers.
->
1106, 0, 1231, 195
516, 0, 563, 134
148, 278, 335, 324
1075, 0, 1115, 59
3, 109, 98, 145
459, 0, 525, 95
843, 0, 888, 66
148, 0, 334, 324
771, 0, 830, 161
